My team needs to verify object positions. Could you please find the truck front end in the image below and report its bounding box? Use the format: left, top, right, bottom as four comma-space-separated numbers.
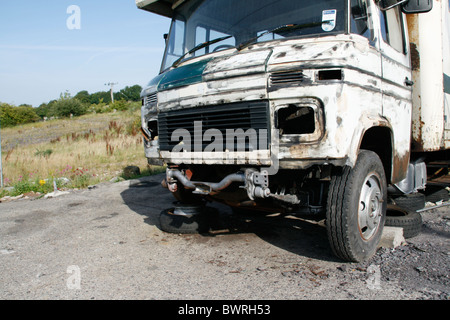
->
137, 0, 427, 262
142, 0, 367, 200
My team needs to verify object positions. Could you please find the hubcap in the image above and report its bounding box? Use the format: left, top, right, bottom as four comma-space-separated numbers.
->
358, 174, 383, 240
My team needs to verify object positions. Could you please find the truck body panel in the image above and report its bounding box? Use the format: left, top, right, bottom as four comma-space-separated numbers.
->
408, 0, 450, 151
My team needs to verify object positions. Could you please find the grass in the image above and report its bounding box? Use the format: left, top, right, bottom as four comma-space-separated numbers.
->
1, 110, 165, 197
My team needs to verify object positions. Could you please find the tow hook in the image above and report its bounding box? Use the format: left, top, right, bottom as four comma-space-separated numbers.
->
244, 169, 271, 200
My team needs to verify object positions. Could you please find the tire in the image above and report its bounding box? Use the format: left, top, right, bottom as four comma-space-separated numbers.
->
326, 150, 387, 262
391, 193, 425, 211
385, 205, 422, 239
423, 186, 449, 203
159, 207, 209, 234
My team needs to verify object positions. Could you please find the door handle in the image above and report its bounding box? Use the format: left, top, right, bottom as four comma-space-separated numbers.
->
405, 77, 414, 86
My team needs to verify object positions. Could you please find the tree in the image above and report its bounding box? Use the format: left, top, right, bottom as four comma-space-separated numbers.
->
89, 91, 111, 104
116, 85, 143, 102
74, 90, 91, 104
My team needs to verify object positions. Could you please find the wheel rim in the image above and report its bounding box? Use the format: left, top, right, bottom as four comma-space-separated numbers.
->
358, 174, 383, 240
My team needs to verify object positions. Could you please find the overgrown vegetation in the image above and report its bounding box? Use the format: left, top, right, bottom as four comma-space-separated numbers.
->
0, 89, 166, 198
1, 84, 143, 127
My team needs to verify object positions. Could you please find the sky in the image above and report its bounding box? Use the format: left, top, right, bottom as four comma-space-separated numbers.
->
0, 0, 171, 107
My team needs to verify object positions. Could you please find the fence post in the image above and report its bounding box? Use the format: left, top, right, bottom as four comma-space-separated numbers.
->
0, 119, 3, 189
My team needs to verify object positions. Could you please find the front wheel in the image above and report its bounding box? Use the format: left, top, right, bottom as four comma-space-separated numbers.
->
326, 150, 387, 262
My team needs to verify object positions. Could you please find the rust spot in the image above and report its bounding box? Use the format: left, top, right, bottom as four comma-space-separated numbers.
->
409, 42, 420, 71
406, 14, 420, 72
392, 152, 410, 184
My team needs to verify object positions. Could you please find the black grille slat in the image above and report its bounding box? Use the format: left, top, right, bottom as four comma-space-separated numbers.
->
270, 70, 305, 85
144, 93, 157, 108
158, 101, 270, 152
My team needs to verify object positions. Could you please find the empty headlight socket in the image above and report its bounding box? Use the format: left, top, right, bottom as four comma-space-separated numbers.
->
275, 98, 325, 143
148, 120, 159, 140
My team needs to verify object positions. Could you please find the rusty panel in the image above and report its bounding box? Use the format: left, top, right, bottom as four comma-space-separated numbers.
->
407, 6, 446, 152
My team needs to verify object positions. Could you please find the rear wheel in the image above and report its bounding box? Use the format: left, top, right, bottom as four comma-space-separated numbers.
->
326, 150, 387, 262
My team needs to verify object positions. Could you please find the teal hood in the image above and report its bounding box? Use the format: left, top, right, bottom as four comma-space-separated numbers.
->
142, 49, 272, 96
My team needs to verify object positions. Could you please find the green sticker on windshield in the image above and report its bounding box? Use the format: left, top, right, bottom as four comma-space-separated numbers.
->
322, 9, 337, 32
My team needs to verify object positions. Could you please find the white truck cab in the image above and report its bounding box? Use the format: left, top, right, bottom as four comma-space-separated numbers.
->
137, 0, 449, 262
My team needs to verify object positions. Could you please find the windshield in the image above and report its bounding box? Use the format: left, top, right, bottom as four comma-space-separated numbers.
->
161, 0, 347, 71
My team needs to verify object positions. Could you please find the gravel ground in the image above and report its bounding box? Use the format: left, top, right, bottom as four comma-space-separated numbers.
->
0, 174, 449, 301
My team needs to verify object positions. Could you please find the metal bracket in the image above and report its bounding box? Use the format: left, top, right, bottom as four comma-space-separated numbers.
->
245, 169, 271, 200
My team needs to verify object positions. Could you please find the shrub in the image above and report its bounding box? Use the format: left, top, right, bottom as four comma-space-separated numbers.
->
50, 92, 87, 118
88, 99, 110, 114
0, 103, 40, 127
110, 99, 130, 112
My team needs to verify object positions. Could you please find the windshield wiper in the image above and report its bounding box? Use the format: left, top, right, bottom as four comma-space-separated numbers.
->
237, 21, 331, 51
172, 35, 233, 68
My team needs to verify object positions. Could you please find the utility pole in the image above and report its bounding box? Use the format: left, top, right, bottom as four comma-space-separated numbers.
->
105, 82, 118, 103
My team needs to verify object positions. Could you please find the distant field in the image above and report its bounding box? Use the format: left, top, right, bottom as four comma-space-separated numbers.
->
1, 110, 164, 196
1, 112, 134, 151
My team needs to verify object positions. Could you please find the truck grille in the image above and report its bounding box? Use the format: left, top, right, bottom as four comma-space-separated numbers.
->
144, 93, 157, 108
158, 101, 270, 152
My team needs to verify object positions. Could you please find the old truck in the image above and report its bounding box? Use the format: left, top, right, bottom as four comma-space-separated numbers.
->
136, 0, 450, 262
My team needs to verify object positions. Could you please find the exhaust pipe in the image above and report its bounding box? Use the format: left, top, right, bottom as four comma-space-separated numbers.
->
166, 169, 245, 194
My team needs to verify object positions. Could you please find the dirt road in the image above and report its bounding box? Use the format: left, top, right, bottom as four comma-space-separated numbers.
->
1, 174, 449, 300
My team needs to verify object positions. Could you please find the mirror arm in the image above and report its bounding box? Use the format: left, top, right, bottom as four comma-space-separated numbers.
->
379, 0, 409, 11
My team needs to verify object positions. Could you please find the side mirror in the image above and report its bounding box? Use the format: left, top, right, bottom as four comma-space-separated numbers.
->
378, 0, 433, 13
378, 0, 407, 11
402, 0, 433, 14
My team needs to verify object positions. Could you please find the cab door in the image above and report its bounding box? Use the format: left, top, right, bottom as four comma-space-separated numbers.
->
376, 3, 413, 183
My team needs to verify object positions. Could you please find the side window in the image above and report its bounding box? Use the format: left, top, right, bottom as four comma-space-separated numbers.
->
350, 0, 372, 40
380, 6, 406, 53
163, 19, 186, 69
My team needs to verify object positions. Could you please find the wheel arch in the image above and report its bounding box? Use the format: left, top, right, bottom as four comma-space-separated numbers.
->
358, 125, 395, 185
